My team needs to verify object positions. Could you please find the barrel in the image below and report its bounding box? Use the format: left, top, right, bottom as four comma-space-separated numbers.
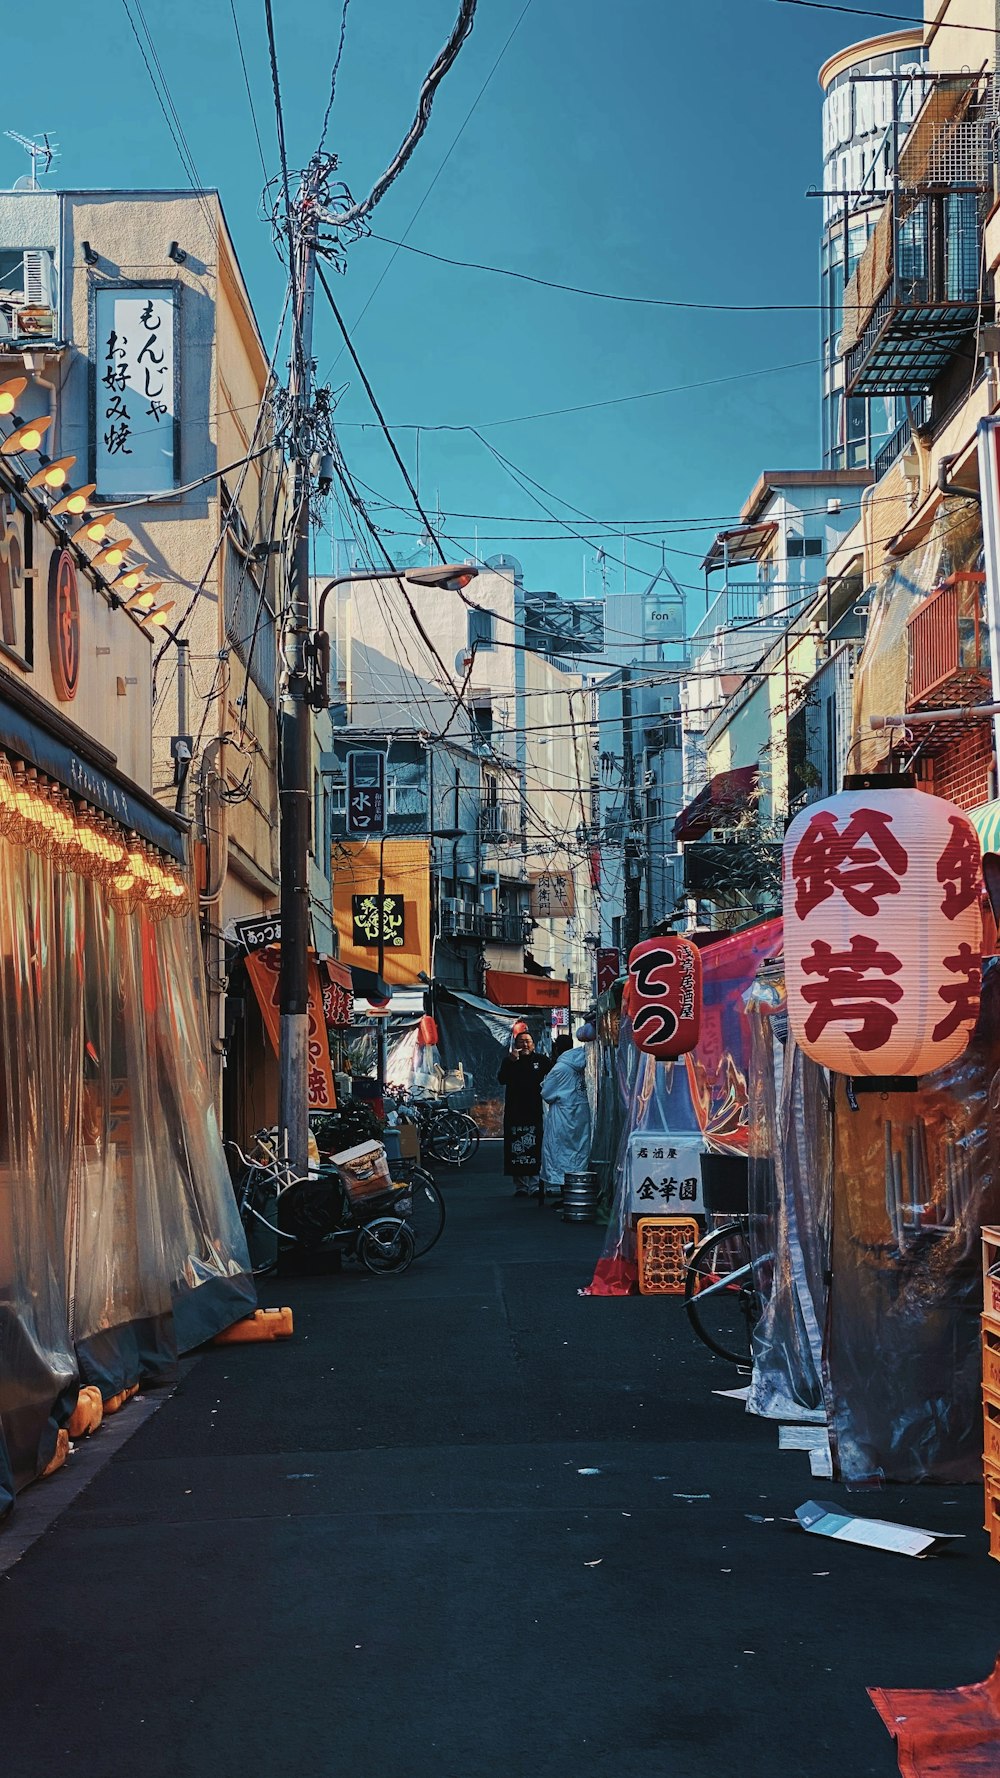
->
561, 1169, 601, 1223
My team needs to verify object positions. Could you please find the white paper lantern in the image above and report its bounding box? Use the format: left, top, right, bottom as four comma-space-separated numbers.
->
782, 788, 983, 1077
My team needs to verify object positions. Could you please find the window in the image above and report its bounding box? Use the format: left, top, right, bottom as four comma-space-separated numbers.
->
223, 496, 276, 700
787, 536, 823, 559
467, 607, 494, 651
472, 703, 493, 741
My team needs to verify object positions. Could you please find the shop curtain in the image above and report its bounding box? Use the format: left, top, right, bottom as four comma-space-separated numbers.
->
0, 836, 253, 1512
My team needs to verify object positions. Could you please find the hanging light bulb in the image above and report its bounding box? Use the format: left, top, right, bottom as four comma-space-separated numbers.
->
72, 512, 115, 544
140, 601, 176, 627
26, 455, 77, 491
51, 484, 98, 518
113, 562, 150, 593
0, 415, 53, 455
125, 582, 162, 611
90, 538, 133, 570
0, 376, 27, 416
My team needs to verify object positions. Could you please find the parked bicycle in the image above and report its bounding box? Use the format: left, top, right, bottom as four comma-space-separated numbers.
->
384, 1088, 480, 1168
683, 1152, 771, 1366
309, 1114, 447, 1257
229, 1135, 416, 1278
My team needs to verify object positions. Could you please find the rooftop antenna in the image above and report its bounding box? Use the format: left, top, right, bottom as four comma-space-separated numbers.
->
5, 131, 57, 190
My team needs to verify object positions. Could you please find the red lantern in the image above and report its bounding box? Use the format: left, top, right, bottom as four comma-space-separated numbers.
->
782, 788, 983, 1078
626, 936, 702, 1059
417, 1013, 439, 1048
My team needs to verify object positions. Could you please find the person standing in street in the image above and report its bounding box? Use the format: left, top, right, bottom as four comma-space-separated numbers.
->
498, 1028, 550, 1195
540, 1032, 592, 1200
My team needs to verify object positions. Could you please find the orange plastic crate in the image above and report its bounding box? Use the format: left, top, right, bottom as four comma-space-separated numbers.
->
636, 1216, 700, 1296
983, 1315, 1000, 1397
985, 1463, 1000, 1563
983, 1228, 1000, 1317
984, 1384, 1000, 1472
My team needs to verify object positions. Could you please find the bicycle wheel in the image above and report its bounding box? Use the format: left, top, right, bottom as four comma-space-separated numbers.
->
437, 1111, 474, 1165
237, 1166, 280, 1277
458, 1114, 480, 1158
404, 1169, 446, 1256
359, 1218, 416, 1275
684, 1221, 758, 1366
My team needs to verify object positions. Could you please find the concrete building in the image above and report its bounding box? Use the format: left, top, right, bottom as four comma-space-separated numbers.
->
819, 30, 927, 471
0, 182, 287, 1136
320, 561, 598, 1011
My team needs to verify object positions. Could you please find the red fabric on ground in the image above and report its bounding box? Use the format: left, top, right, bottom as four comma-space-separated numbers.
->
869, 1658, 1000, 1776
582, 1256, 638, 1296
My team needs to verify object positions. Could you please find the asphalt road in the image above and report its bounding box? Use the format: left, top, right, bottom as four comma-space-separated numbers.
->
0, 1143, 997, 1776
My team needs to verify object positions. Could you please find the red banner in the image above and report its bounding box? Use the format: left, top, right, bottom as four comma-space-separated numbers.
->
244, 946, 337, 1109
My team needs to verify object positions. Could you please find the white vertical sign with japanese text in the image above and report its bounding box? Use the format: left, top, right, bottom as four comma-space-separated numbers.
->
627, 1131, 705, 1217
94, 287, 178, 497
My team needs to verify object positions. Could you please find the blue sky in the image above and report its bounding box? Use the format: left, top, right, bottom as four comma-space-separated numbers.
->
5, 0, 923, 611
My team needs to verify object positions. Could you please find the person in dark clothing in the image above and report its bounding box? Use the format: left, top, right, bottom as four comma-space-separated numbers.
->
498, 1030, 550, 1195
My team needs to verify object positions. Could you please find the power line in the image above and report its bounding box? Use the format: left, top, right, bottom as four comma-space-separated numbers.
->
368, 232, 826, 312
317, 262, 448, 562
319, 0, 352, 149
323, 0, 479, 231
325, 0, 534, 371
263, 0, 301, 373
229, 0, 269, 184
334, 354, 820, 431
772, 0, 996, 33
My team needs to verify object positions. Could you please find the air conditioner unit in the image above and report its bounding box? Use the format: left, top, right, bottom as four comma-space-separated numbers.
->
480, 868, 499, 889
23, 249, 53, 309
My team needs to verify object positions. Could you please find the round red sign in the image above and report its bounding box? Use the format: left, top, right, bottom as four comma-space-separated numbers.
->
48, 547, 80, 701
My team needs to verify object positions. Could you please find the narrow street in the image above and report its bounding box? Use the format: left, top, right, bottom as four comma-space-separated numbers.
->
0, 1146, 996, 1778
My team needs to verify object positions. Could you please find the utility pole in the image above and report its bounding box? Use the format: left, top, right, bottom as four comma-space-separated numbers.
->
621, 666, 642, 952
278, 157, 320, 1181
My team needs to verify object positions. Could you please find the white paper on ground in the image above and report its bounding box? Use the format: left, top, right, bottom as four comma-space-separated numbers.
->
779, 1425, 829, 1451
808, 1441, 834, 1480
796, 1500, 964, 1558
713, 1385, 751, 1401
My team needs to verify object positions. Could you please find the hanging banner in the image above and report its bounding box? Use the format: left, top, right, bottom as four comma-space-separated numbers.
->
94, 286, 179, 497
244, 945, 336, 1109
596, 947, 620, 996
977, 417, 1000, 773
529, 869, 575, 918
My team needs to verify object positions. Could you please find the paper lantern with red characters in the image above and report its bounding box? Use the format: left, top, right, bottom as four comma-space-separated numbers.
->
782, 786, 983, 1078
625, 935, 702, 1060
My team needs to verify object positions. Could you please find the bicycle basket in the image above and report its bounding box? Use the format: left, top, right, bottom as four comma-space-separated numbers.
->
699, 1151, 750, 1216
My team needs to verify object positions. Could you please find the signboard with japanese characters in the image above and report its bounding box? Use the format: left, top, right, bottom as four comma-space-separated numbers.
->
596, 946, 620, 997
625, 935, 702, 1060
94, 286, 179, 497
231, 913, 282, 954
352, 893, 406, 950
347, 749, 386, 837
530, 869, 575, 919
782, 788, 983, 1079
627, 1131, 705, 1217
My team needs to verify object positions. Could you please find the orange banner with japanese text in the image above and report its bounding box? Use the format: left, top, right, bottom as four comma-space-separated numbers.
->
244, 945, 337, 1109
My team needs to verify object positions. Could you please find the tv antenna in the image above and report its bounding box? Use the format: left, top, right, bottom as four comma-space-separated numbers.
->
5, 132, 57, 190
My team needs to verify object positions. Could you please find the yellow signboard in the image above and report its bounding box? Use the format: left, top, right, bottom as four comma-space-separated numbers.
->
332, 839, 431, 985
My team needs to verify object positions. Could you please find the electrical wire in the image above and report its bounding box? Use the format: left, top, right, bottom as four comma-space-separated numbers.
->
319, 0, 352, 149
317, 263, 447, 561
324, 0, 534, 372
323, 0, 478, 231
368, 232, 826, 312
772, 0, 997, 33
229, 0, 270, 184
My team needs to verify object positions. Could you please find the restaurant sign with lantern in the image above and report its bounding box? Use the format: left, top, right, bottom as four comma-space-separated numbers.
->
782, 784, 983, 1081
625, 935, 703, 1060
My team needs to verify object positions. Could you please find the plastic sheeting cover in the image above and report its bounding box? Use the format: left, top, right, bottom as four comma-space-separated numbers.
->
0, 841, 253, 1511
824, 956, 1000, 1483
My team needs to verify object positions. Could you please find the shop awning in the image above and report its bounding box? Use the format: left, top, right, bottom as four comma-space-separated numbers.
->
971, 799, 1000, 854
673, 765, 759, 842
484, 969, 570, 1009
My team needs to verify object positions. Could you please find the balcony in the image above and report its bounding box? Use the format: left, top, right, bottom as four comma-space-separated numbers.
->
906, 572, 989, 710
0, 247, 60, 350
842, 75, 994, 397
476, 910, 528, 946
478, 800, 521, 841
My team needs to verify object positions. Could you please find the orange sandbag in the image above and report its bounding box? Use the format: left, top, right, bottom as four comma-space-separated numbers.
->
212, 1307, 294, 1344
67, 1385, 104, 1439
41, 1428, 69, 1477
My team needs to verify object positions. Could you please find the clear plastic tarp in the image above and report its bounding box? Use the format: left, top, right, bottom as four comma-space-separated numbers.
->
745, 967, 831, 1423
0, 826, 253, 1513
587, 920, 781, 1294
823, 957, 1000, 1483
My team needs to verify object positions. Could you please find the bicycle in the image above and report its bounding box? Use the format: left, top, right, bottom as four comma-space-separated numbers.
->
684, 1213, 771, 1366
386, 1090, 478, 1167
229, 1137, 416, 1278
